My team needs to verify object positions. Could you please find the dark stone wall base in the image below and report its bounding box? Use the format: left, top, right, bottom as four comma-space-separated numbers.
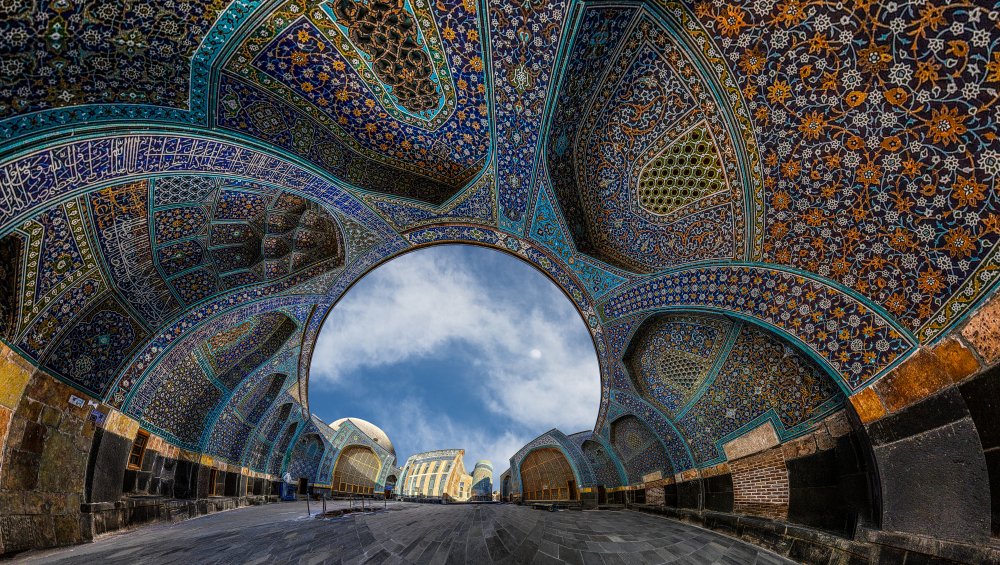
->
79, 495, 280, 542
630, 504, 1000, 564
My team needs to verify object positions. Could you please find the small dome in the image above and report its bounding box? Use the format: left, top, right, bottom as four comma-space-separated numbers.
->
330, 417, 395, 457
473, 460, 493, 470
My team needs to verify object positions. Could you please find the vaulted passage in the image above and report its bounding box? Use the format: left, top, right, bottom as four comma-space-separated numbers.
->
1, 0, 1000, 562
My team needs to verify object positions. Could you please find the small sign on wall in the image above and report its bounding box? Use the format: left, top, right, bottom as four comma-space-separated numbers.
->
89, 409, 106, 426
68, 395, 85, 408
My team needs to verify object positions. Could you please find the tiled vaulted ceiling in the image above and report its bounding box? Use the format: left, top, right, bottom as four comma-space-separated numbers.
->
0, 0, 998, 474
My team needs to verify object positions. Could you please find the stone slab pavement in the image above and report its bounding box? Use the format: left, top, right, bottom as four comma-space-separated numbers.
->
16, 501, 796, 564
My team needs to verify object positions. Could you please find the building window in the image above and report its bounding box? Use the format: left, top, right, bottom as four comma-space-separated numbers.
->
127, 430, 150, 470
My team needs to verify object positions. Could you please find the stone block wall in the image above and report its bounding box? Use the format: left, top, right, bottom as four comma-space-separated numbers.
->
847, 292, 1000, 547
0, 342, 285, 557
0, 344, 95, 555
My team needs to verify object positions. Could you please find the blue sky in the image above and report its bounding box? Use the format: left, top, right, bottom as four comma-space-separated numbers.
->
308, 244, 600, 485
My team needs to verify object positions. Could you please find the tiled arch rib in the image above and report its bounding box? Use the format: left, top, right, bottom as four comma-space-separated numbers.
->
599, 265, 916, 392
0, 133, 395, 237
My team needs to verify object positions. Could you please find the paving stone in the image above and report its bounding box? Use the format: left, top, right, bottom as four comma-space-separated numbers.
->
18, 502, 796, 564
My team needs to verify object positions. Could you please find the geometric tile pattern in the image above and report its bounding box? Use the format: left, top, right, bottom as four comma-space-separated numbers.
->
636, 125, 728, 217
609, 415, 672, 485
546, 3, 756, 273
579, 438, 625, 489
625, 313, 735, 417
675, 320, 845, 466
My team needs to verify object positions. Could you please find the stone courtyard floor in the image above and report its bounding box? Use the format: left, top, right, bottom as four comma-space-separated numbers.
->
18, 501, 795, 564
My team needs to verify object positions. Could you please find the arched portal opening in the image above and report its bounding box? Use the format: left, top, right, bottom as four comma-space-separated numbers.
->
308, 244, 601, 486
520, 448, 578, 502
332, 445, 381, 495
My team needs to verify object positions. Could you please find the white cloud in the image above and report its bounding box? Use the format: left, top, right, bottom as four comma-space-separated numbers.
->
311, 246, 601, 457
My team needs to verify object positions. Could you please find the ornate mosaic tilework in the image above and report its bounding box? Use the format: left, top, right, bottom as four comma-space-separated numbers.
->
547, 3, 757, 273
153, 207, 208, 243
286, 430, 327, 483
269, 421, 300, 475
528, 179, 630, 300
362, 169, 497, 232
133, 352, 224, 446
3, 200, 104, 353
88, 181, 182, 327
675, 320, 845, 466
600, 265, 914, 390
604, 389, 695, 473
690, 0, 1000, 343
263, 402, 295, 443
1, 0, 999, 489
609, 415, 672, 485
0, 0, 227, 119
0, 135, 359, 231
580, 438, 625, 488
15, 277, 106, 363
489, 0, 570, 232
204, 359, 290, 460
120, 301, 307, 448
239, 373, 287, 425
216, 75, 449, 202
221, 326, 296, 391
44, 295, 150, 395
219, 0, 489, 204
625, 313, 735, 417
636, 125, 729, 217
0, 0, 271, 140
314, 0, 453, 123
205, 407, 254, 464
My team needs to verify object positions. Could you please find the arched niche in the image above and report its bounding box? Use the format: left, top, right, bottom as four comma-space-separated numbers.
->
286, 432, 326, 482
332, 445, 381, 495
209, 313, 298, 390
609, 415, 673, 485
268, 421, 299, 476
622, 312, 846, 467
519, 448, 579, 501
580, 439, 625, 489
240, 373, 288, 425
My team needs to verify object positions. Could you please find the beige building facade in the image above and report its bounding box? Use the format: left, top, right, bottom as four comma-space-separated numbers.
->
398, 449, 474, 501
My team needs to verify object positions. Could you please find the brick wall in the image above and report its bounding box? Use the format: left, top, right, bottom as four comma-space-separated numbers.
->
729, 446, 789, 520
